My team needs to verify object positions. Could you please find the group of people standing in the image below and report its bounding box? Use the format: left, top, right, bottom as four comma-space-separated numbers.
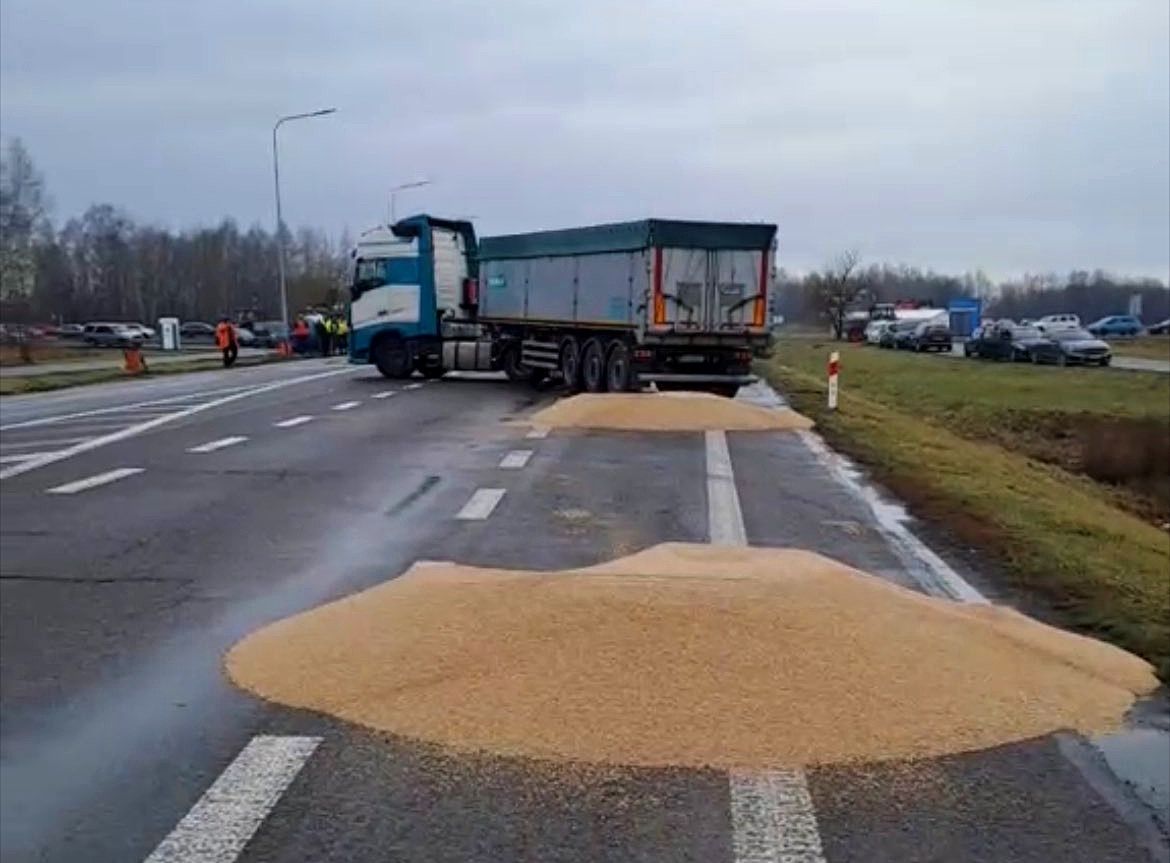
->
290, 311, 348, 357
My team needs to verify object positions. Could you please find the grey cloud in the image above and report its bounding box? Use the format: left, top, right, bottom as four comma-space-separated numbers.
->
1, 0, 1166, 278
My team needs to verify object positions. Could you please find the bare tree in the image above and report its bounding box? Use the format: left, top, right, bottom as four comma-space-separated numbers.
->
819, 249, 863, 340
0, 138, 50, 304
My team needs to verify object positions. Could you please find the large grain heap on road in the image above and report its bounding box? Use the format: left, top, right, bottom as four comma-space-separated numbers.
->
226, 543, 1157, 769
528, 392, 814, 432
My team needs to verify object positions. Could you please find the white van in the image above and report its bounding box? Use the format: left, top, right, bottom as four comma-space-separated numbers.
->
1036, 314, 1081, 332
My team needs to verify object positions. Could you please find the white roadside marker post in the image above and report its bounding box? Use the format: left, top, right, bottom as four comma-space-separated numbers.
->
827, 351, 840, 410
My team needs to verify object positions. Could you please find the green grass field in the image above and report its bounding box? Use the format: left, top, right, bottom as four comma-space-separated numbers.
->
765, 338, 1170, 680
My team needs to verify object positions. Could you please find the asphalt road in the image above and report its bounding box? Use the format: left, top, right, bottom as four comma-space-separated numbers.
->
1, 360, 1166, 862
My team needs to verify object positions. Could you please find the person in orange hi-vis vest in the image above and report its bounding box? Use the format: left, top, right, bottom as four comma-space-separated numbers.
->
215, 317, 239, 368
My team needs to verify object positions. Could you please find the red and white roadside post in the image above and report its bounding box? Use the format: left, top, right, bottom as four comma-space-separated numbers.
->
827, 351, 840, 410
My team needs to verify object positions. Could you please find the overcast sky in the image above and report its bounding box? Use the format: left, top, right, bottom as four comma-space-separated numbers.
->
2, 0, 1167, 278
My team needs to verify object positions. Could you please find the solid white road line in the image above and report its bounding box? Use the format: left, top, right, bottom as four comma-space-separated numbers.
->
187, 436, 248, 454
143, 735, 320, 863
274, 415, 313, 428
0, 436, 93, 450
0, 452, 51, 464
499, 449, 534, 469
0, 366, 359, 481
404, 382, 424, 390
47, 467, 144, 495
729, 769, 826, 863
370, 391, 396, 399
705, 430, 747, 546
796, 429, 986, 603
526, 425, 551, 439
456, 488, 506, 520
0, 384, 257, 431
331, 400, 360, 411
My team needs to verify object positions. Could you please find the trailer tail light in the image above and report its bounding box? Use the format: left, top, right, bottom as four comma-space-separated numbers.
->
753, 250, 768, 327
461, 278, 479, 308
736, 349, 752, 364
633, 348, 653, 362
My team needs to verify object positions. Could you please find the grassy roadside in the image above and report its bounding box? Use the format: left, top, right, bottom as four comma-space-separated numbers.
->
1112, 336, 1170, 361
0, 354, 282, 395
764, 339, 1170, 680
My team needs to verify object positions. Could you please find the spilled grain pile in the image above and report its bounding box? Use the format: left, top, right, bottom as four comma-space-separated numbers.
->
226, 544, 1157, 769
527, 392, 813, 432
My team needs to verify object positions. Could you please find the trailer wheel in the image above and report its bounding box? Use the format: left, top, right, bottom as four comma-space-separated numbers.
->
559, 337, 583, 391
605, 340, 635, 392
581, 339, 607, 393
374, 335, 412, 379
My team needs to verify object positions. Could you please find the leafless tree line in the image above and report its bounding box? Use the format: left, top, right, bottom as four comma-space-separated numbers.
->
0, 138, 348, 325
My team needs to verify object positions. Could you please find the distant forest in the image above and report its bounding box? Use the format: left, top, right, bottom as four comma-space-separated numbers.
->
2, 137, 1167, 326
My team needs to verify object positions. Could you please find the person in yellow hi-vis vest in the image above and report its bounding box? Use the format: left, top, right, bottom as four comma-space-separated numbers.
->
336, 317, 349, 355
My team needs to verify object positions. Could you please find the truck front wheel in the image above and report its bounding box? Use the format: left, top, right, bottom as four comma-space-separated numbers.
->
605, 341, 635, 392
581, 339, 607, 393
374, 336, 412, 379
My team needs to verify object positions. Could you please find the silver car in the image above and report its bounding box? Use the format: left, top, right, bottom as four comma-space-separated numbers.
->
83, 323, 144, 348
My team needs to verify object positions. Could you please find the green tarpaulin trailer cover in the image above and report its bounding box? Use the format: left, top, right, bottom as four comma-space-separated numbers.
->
478, 219, 777, 260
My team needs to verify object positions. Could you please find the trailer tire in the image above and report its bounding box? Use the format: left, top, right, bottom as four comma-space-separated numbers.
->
605, 340, 635, 392
581, 338, 607, 393
559, 337, 583, 391
374, 335, 412, 379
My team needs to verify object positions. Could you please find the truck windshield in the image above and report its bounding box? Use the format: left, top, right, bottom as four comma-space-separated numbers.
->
352, 259, 387, 298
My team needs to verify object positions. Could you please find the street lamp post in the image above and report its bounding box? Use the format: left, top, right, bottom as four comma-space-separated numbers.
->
389, 179, 432, 224
272, 108, 336, 331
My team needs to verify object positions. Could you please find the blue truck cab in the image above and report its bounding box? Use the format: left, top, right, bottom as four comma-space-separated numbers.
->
348, 215, 478, 378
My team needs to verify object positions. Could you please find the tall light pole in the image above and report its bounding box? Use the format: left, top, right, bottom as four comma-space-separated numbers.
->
273, 107, 336, 329
389, 179, 432, 223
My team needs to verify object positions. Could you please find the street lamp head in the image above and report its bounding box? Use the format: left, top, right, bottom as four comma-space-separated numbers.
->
311, 108, 337, 117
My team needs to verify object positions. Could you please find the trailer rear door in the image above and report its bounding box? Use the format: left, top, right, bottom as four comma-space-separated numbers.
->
654, 248, 767, 331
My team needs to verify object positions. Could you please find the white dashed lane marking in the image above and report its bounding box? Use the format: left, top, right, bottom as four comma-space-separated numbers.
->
455, 488, 506, 520
370, 391, 396, 399
705, 430, 747, 546
525, 426, 551, 439
187, 436, 248, 454
274, 415, 314, 428
142, 735, 320, 863
46, 467, 145, 495
499, 449, 534, 469
404, 382, 424, 390
331, 401, 360, 411
729, 769, 826, 863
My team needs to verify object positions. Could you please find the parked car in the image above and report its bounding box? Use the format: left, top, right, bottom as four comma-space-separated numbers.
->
967, 323, 1060, 362
880, 319, 918, 349
122, 322, 157, 340
909, 322, 953, 352
1049, 328, 1112, 366
233, 326, 256, 347
1147, 319, 1170, 335
57, 323, 85, 339
893, 321, 920, 350
1086, 315, 1143, 338
247, 320, 289, 348
83, 322, 144, 348
864, 320, 892, 345
179, 321, 217, 342
1036, 313, 1081, 333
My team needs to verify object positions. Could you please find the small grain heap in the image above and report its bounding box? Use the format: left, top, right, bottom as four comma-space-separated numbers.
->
527, 392, 813, 432
226, 544, 1156, 769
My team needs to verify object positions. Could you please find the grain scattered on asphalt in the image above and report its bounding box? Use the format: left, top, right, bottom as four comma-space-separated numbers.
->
528, 392, 813, 432
226, 543, 1156, 769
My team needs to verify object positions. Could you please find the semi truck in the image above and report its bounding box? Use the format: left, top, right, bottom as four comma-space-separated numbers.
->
348, 214, 776, 396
